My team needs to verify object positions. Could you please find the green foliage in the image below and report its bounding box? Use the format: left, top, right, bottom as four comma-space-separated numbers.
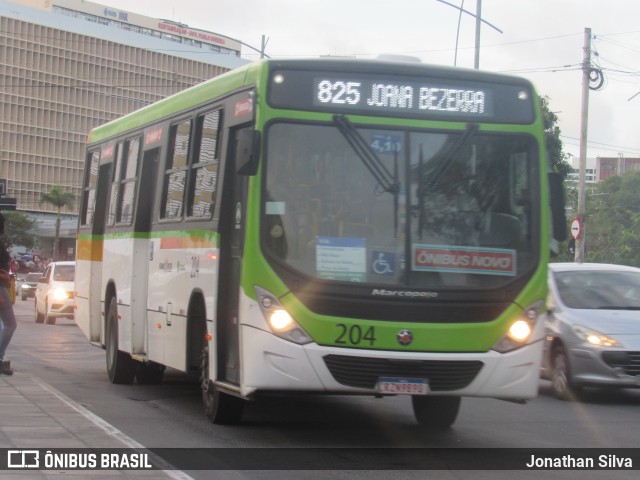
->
40, 184, 75, 211
40, 184, 75, 260
540, 96, 572, 180
1, 211, 38, 251
584, 172, 640, 267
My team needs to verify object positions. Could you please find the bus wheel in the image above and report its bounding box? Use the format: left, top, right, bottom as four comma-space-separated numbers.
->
136, 362, 165, 384
412, 395, 461, 429
200, 344, 244, 425
106, 298, 136, 384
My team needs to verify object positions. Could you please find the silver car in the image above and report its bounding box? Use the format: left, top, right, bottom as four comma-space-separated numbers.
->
19, 272, 41, 300
541, 262, 640, 399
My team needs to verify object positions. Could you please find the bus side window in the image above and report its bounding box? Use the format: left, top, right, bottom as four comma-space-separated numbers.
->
187, 109, 221, 218
107, 143, 124, 226
116, 137, 141, 225
161, 120, 192, 220
81, 150, 100, 226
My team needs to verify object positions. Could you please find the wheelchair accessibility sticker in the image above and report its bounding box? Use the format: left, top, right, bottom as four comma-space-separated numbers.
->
371, 251, 396, 276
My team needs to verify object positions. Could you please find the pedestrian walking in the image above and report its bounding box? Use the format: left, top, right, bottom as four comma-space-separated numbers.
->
0, 212, 17, 375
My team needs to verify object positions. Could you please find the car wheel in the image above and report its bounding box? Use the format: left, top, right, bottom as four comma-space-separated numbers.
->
551, 345, 580, 401
412, 395, 461, 429
105, 297, 137, 384
44, 299, 56, 325
200, 342, 244, 424
35, 298, 45, 323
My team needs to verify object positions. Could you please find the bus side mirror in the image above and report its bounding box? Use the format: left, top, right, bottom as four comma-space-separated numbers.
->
236, 129, 261, 176
548, 172, 567, 243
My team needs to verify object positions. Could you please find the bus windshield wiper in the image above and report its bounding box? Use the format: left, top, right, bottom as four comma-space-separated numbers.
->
333, 114, 400, 195
422, 123, 478, 191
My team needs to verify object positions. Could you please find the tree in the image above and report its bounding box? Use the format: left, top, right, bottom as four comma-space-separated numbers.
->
540, 95, 572, 180
40, 185, 75, 260
584, 172, 640, 267
1, 211, 38, 251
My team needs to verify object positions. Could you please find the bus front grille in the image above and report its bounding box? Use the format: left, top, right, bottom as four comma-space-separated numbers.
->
323, 354, 483, 391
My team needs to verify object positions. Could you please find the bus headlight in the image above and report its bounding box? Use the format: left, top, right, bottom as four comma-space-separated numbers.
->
492, 301, 542, 353
268, 309, 294, 331
254, 286, 313, 345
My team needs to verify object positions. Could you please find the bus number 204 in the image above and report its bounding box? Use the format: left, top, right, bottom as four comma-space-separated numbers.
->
335, 324, 376, 346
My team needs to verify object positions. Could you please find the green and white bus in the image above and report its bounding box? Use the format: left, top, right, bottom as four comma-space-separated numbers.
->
76, 58, 566, 428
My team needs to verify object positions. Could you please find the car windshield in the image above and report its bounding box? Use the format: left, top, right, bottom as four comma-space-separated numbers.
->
554, 270, 640, 309
263, 121, 539, 289
26, 273, 41, 282
53, 265, 75, 282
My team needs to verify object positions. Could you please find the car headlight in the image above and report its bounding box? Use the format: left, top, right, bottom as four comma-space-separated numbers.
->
572, 325, 621, 347
492, 301, 542, 353
254, 286, 312, 345
51, 288, 69, 301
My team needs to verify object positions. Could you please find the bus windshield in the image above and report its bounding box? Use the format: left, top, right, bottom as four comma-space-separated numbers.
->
263, 121, 539, 289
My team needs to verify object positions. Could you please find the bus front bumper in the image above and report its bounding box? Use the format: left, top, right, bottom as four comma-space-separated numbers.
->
240, 325, 542, 400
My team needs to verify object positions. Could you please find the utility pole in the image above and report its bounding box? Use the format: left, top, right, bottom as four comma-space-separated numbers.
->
474, 0, 482, 69
575, 27, 591, 263
260, 35, 268, 59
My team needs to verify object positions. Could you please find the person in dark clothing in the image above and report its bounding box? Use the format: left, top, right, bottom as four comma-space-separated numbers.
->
0, 212, 16, 375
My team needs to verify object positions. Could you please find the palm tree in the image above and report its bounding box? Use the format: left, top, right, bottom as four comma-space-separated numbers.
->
40, 185, 75, 260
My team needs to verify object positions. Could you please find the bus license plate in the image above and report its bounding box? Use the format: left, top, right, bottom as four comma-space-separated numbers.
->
376, 377, 429, 395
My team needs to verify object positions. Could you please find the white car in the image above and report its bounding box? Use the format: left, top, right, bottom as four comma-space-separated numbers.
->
35, 261, 76, 325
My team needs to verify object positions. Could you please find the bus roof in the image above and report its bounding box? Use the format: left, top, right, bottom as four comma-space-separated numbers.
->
87, 58, 536, 145
87, 60, 265, 145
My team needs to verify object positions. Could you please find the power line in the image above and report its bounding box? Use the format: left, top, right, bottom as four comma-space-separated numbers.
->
561, 135, 640, 155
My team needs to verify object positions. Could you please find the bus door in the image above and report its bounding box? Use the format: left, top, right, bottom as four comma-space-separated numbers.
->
86, 161, 112, 343
130, 147, 159, 357
216, 126, 254, 384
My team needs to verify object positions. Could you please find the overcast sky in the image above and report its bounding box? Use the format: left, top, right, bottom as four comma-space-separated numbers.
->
99, 0, 640, 161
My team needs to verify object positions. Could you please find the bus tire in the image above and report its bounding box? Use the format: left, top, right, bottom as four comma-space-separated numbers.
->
412, 395, 461, 429
200, 343, 244, 425
106, 297, 136, 384
136, 362, 165, 384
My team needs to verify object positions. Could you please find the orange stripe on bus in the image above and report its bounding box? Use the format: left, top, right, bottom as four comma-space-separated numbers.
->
159, 237, 217, 249
76, 239, 103, 262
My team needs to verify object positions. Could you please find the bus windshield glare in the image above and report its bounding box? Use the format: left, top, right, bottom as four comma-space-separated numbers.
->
263, 121, 539, 289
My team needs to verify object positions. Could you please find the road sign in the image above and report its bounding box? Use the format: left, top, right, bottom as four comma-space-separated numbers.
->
570, 217, 582, 240
0, 198, 17, 210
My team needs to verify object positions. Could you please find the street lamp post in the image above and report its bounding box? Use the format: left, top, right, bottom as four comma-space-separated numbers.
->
436, 0, 503, 69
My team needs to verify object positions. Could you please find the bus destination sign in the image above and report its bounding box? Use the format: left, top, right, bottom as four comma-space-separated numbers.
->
268, 69, 535, 123
315, 78, 491, 117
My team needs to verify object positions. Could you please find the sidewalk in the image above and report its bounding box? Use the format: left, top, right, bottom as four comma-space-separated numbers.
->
0, 372, 185, 479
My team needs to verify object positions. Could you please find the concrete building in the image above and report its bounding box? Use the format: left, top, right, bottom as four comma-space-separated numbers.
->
597, 156, 640, 181
566, 156, 598, 185
0, 0, 248, 258
566, 156, 640, 185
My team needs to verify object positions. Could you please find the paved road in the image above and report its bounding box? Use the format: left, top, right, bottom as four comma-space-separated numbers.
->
3, 295, 639, 479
